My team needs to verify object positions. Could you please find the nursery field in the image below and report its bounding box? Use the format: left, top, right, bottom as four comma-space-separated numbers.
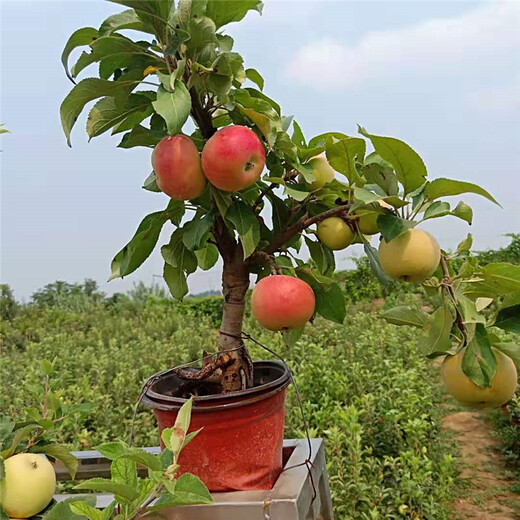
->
1, 236, 519, 519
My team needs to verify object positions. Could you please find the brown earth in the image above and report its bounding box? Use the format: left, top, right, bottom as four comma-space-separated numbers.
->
442, 411, 519, 519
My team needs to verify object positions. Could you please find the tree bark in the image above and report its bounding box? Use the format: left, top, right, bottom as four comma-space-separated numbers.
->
218, 248, 253, 393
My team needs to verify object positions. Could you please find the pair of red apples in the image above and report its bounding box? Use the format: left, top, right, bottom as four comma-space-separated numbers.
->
152, 125, 316, 332
152, 125, 266, 198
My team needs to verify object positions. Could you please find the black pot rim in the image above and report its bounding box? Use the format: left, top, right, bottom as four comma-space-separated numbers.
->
142, 360, 291, 412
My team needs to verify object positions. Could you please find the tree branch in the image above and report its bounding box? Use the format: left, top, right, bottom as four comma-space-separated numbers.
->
262, 203, 352, 255
251, 183, 276, 212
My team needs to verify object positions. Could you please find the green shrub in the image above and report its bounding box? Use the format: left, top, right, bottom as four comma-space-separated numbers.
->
0, 293, 458, 518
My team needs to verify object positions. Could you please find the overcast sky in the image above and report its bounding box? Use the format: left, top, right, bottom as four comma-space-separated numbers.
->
1, 0, 519, 301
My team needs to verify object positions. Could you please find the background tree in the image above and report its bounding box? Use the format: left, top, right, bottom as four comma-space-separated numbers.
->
61, 0, 520, 398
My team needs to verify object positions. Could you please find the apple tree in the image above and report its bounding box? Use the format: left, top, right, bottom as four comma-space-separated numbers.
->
61, 0, 519, 402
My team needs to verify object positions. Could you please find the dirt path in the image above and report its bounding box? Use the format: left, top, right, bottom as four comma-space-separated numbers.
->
442, 411, 519, 519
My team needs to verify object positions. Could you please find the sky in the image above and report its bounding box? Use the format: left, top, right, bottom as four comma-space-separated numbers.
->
1, 0, 519, 301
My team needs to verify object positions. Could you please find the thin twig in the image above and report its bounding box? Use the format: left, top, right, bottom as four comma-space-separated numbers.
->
263, 203, 352, 255
252, 183, 277, 212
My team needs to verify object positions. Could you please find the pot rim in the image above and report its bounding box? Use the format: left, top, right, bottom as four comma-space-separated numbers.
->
142, 360, 291, 412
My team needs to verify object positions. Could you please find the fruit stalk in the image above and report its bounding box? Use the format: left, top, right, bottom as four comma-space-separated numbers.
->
440, 255, 468, 346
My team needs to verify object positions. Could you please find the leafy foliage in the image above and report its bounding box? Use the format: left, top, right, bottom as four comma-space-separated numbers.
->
59, 0, 519, 389
64, 398, 212, 519
1, 283, 462, 518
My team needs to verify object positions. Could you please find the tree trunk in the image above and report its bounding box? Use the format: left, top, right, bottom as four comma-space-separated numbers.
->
218, 251, 253, 393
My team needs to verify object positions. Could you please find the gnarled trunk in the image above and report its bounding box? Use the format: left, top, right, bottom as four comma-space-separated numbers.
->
218, 250, 253, 393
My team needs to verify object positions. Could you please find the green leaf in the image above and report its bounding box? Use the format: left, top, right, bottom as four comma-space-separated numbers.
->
87, 93, 154, 138
451, 201, 473, 224
362, 152, 398, 195
164, 263, 188, 300
418, 304, 454, 356
108, 0, 173, 40
0, 508, 6, 520
205, 0, 263, 28
32, 444, 79, 479
121, 449, 162, 471
226, 200, 260, 258
72, 35, 156, 78
234, 89, 281, 146
422, 201, 451, 221
149, 473, 213, 510
1, 424, 41, 459
109, 208, 170, 280
99, 9, 148, 36
161, 229, 198, 273
455, 233, 473, 255
325, 137, 365, 185
70, 501, 104, 520
167, 198, 186, 226
188, 16, 218, 48
111, 456, 138, 488
43, 497, 98, 520
358, 127, 427, 194
41, 359, 54, 376
118, 124, 165, 148
245, 68, 264, 90
381, 306, 429, 328
183, 214, 215, 250
0, 458, 4, 481
456, 292, 486, 325
152, 82, 191, 136
195, 243, 219, 270
142, 171, 161, 192
97, 441, 128, 460
61, 27, 99, 80
284, 184, 310, 202
183, 427, 202, 449
211, 187, 232, 217
74, 478, 140, 501
61, 78, 138, 146
282, 326, 305, 348
462, 323, 497, 388
376, 213, 416, 242
363, 241, 391, 286
494, 305, 520, 334
464, 263, 520, 298
492, 343, 520, 369
298, 271, 345, 324
424, 178, 500, 206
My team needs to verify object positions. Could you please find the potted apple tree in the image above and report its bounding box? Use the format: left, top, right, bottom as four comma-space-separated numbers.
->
61, 0, 520, 493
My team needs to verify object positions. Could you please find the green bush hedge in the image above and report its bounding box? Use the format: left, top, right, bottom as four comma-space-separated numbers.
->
1, 294, 457, 518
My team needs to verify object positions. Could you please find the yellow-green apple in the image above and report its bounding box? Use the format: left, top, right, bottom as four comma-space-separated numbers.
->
305, 155, 334, 191
152, 135, 206, 200
317, 217, 354, 250
441, 348, 518, 408
251, 275, 315, 330
356, 200, 392, 235
378, 228, 440, 282
0, 453, 56, 518
201, 125, 265, 192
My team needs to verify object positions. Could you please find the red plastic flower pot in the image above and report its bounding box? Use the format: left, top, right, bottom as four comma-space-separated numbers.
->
141, 360, 290, 492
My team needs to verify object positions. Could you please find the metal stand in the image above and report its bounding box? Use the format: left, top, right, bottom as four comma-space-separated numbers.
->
55, 438, 333, 520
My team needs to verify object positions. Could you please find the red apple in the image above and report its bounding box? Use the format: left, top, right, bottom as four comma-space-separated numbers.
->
251, 275, 316, 331
152, 135, 207, 200
201, 125, 265, 192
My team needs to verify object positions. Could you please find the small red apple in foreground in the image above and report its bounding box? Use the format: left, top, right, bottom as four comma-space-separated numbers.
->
152, 135, 207, 200
0, 453, 56, 518
251, 275, 315, 331
201, 125, 265, 192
